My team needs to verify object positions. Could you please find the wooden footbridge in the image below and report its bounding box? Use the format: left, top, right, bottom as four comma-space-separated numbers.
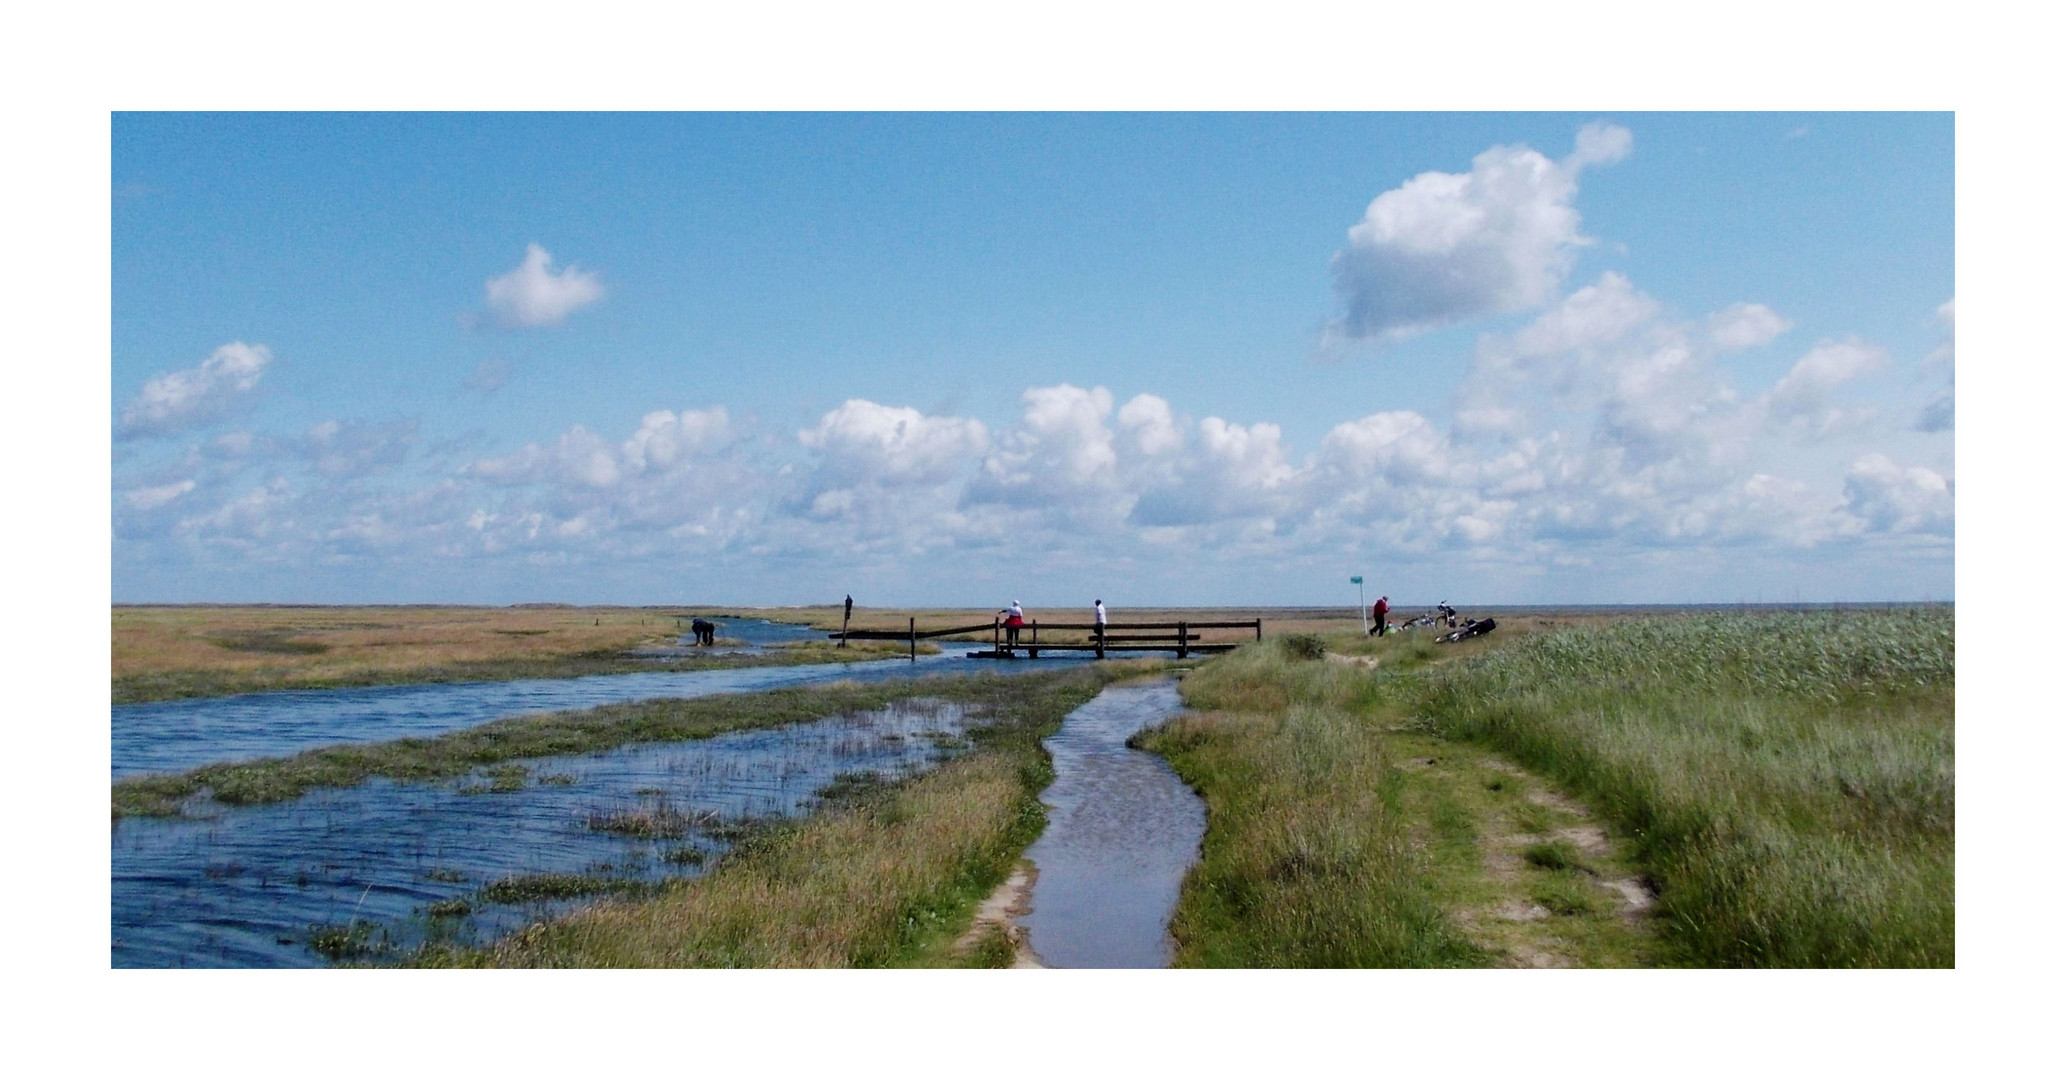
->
830, 616, 1262, 660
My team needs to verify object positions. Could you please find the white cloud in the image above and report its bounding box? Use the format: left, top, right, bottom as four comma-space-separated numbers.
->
1842, 454, 1953, 535
114, 304, 1952, 597
1320, 411, 1450, 483
623, 407, 732, 473
973, 385, 1123, 513
799, 399, 987, 488
1330, 124, 1631, 341
1118, 393, 1183, 454
483, 244, 605, 328
1708, 302, 1793, 352
1567, 121, 1634, 169
1768, 339, 1888, 418
117, 342, 271, 439
468, 425, 622, 488
124, 479, 195, 511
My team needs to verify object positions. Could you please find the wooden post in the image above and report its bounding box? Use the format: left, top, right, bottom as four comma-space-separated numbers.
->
993, 617, 1001, 655
1254, 619, 1262, 641
1029, 620, 1039, 660
909, 617, 916, 661
1178, 620, 1189, 659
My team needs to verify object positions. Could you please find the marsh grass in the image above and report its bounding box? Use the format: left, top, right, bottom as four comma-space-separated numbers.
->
586, 801, 715, 840
479, 873, 640, 905
307, 920, 392, 961
1416, 608, 1954, 967
456, 764, 530, 795
409, 667, 1117, 967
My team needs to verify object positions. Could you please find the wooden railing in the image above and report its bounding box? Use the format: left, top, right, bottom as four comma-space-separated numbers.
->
830, 617, 1262, 660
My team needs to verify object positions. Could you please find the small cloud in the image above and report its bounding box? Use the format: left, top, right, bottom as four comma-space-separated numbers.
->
1769, 339, 1888, 418
483, 244, 604, 328
123, 479, 195, 511
117, 341, 272, 439
1708, 302, 1793, 352
1785, 125, 1812, 141
1566, 121, 1633, 169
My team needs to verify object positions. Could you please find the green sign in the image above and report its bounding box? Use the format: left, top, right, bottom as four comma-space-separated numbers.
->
1350, 576, 1363, 584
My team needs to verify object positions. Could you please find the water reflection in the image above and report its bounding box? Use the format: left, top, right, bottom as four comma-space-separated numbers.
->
1018, 680, 1203, 968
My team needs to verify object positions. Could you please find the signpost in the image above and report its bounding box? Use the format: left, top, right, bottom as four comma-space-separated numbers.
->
1351, 575, 1365, 633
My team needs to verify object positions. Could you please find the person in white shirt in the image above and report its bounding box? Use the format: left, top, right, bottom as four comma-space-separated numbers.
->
1093, 599, 1108, 645
1000, 600, 1026, 647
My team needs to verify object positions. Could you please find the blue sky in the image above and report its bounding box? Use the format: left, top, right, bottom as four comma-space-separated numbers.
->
111, 112, 1953, 607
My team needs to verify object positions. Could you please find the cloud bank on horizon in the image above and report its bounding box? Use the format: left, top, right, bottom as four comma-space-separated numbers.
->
112, 122, 1953, 605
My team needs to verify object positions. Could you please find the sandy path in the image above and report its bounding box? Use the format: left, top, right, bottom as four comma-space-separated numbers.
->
953, 863, 1045, 968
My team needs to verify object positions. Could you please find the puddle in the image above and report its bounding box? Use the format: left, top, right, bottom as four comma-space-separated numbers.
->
1017, 679, 1203, 968
115, 650, 1094, 779
112, 698, 981, 968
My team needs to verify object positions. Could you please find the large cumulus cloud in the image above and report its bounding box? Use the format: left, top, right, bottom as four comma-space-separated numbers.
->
1330, 123, 1631, 342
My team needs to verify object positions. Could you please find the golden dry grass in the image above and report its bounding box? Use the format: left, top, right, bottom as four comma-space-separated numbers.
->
115, 605, 677, 681
473, 753, 1028, 967
108, 605, 892, 702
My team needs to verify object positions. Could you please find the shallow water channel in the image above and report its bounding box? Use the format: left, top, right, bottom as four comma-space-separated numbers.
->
112, 697, 984, 968
114, 622, 1036, 779
1018, 679, 1204, 968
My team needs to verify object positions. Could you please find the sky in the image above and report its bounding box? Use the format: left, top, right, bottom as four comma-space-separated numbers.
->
111, 112, 1954, 608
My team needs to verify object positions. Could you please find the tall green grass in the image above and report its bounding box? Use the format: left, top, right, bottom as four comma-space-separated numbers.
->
1414, 608, 1953, 967
1140, 638, 1486, 966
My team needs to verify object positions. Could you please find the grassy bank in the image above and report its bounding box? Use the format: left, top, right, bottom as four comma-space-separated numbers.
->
411, 665, 1130, 967
1414, 609, 1954, 967
112, 605, 923, 703
115, 667, 1067, 819
1140, 637, 1494, 966
1143, 608, 1952, 968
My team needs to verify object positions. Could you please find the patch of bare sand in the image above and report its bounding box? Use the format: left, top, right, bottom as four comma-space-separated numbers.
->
1599, 877, 1656, 913
953, 862, 1046, 968
1458, 755, 1657, 965
1553, 824, 1610, 856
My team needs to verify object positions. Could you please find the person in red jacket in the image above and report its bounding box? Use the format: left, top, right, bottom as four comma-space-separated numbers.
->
1370, 595, 1390, 636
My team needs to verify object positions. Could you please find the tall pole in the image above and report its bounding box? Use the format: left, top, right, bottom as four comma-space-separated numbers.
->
1354, 576, 1366, 633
